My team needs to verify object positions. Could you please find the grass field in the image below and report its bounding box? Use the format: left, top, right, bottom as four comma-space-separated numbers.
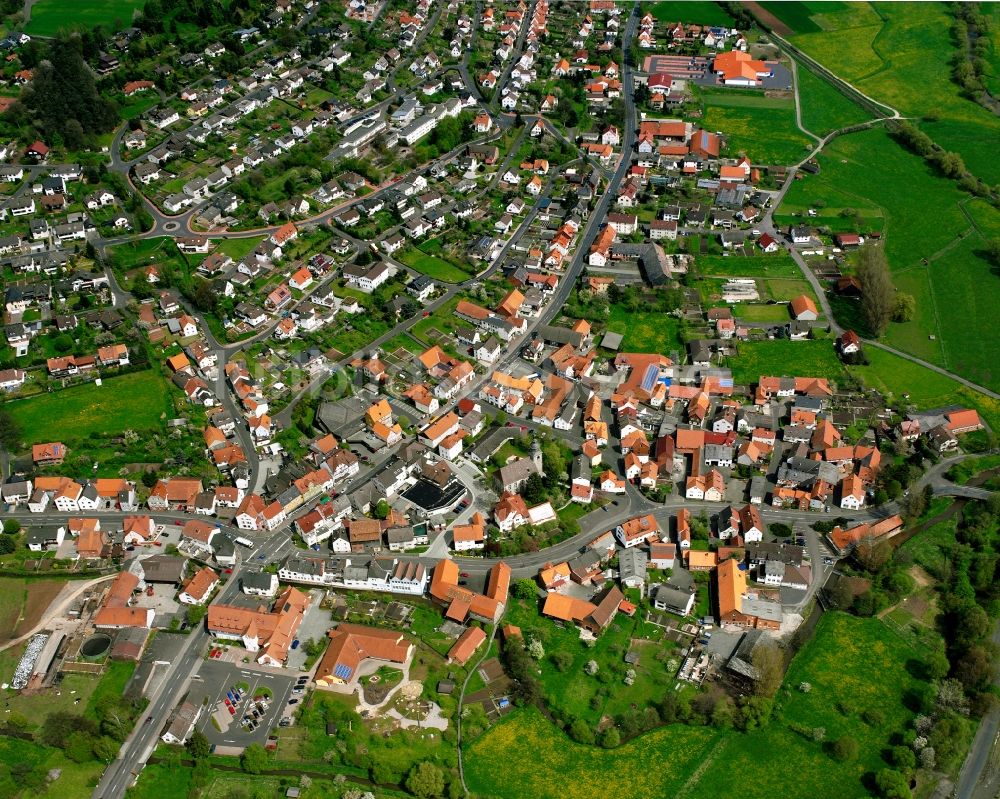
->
696, 255, 803, 278
794, 63, 872, 136
650, 1, 734, 26
701, 92, 813, 166
7, 371, 171, 444
467, 613, 927, 799
606, 304, 683, 354
776, 126, 1000, 391
397, 246, 471, 283
727, 339, 844, 385
0, 736, 104, 798
466, 708, 718, 799
790, 2, 1000, 185
25, 0, 143, 36
733, 303, 792, 323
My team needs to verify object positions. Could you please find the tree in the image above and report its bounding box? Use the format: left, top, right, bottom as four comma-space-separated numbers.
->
892, 745, 916, 773
406, 762, 444, 798
240, 743, 269, 775
0, 409, 20, 450
832, 736, 859, 761
522, 472, 546, 504
598, 726, 620, 748
187, 730, 211, 760
64, 731, 96, 763
512, 578, 537, 600
92, 736, 119, 762
18, 36, 120, 143
875, 768, 912, 799
751, 639, 784, 697
0, 534, 17, 555
857, 244, 895, 336
855, 536, 892, 572
551, 650, 573, 672
568, 717, 595, 744
2, 519, 19, 535
374, 499, 390, 519
893, 293, 916, 322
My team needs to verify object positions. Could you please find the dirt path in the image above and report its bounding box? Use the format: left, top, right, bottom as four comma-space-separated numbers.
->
0, 574, 116, 653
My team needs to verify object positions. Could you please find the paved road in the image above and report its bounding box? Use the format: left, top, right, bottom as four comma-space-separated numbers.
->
93, 526, 290, 799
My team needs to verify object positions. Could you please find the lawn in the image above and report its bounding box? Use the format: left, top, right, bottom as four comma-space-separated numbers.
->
696, 255, 803, 279
727, 339, 845, 385
794, 62, 872, 137
899, 517, 958, 578
25, 0, 143, 35
467, 613, 929, 799
110, 237, 181, 272
7, 370, 171, 444
791, 2, 1000, 184
213, 236, 265, 262
701, 93, 813, 166
649, 1, 735, 26
733, 303, 792, 323
606, 304, 683, 354
397, 246, 471, 283
128, 763, 192, 799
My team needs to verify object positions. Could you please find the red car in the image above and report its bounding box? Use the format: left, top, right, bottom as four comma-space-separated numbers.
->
224, 568, 233, 574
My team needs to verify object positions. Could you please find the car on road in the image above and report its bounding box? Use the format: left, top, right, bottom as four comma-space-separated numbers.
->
224, 567, 233, 574
460, 572, 469, 578
288, 698, 298, 705
291, 639, 300, 650
144, 717, 153, 725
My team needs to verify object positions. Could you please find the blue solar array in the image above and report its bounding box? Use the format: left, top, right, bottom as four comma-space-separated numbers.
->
334, 664, 353, 680
640, 364, 659, 393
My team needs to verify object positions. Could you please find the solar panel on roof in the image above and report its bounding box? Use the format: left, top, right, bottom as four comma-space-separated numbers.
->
640, 364, 659, 393
720, 378, 733, 388
334, 664, 353, 679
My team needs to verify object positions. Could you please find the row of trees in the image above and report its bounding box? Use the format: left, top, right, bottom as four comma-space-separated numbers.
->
886, 120, 997, 199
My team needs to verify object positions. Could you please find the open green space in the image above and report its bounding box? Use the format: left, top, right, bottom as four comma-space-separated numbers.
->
777, 126, 1000, 391
467, 707, 718, 799
649, 1, 734, 26
7, 370, 171, 444
727, 339, 844, 385
701, 93, 813, 166
733, 303, 792, 323
397, 246, 471, 283
0, 736, 104, 799
212, 236, 265, 262
606, 304, 683, 354
25, 0, 143, 36
790, 2, 1000, 184
467, 613, 930, 799
794, 62, 872, 136
696, 255, 803, 279
501, 596, 684, 727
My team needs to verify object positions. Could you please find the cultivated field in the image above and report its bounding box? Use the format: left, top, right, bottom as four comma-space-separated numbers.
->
25, 0, 143, 36
650, 1, 735, 26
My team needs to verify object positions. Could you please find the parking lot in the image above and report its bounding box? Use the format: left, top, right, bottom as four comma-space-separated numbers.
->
189, 660, 296, 748
284, 591, 332, 672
